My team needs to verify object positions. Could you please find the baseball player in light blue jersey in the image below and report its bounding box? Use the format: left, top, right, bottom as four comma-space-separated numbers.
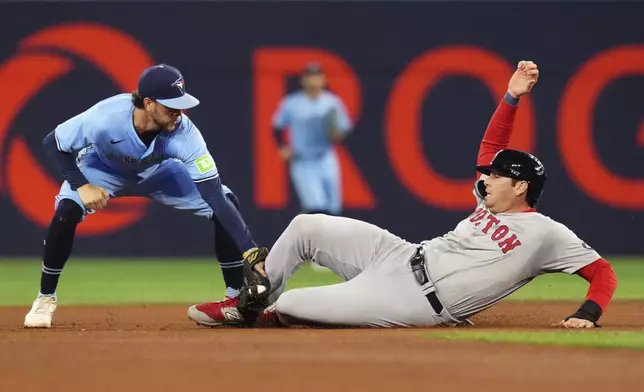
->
24, 64, 269, 328
272, 63, 353, 215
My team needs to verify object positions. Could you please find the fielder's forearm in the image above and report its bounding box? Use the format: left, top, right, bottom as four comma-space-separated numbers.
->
196, 176, 257, 253
42, 130, 89, 191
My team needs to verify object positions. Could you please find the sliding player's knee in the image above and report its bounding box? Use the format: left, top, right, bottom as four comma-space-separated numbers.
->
274, 290, 302, 319
274, 290, 324, 326
55, 199, 84, 224
287, 213, 326, 239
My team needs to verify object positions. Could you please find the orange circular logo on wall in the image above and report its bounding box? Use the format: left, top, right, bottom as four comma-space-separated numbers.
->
0, 22, 155, 236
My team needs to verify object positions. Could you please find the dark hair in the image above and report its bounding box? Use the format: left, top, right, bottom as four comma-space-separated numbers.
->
131, 90, 146, 108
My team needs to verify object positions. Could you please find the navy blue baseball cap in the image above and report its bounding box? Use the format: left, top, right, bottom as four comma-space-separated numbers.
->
302, 62, 324, 76
138, 64, 200, 110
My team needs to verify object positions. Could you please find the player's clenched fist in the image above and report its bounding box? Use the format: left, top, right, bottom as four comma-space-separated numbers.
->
77, 184, 110, 211
507, 60, 539, 99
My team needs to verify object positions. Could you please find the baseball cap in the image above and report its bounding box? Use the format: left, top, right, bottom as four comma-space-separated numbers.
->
302, 62, 324, 76
476, 149, 547, 183
138, 64, 200, 110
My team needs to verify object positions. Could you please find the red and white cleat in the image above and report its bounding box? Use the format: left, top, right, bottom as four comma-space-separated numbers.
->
256, 303, 286, 328
187, 296, 245, 327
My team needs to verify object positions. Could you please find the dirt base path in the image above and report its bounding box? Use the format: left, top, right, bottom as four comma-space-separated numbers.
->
1, 301, 643, 392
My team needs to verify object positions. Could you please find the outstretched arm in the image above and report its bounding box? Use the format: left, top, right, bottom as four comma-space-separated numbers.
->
541, 222, 618, 329
554, 258, 618, 328
196, 177, 257, 254
172, 120, 259, 257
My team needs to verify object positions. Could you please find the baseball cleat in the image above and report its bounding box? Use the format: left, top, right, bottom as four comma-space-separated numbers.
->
187, 296, 246, 327
256, 303, 286, 328
24, 295, 57, 328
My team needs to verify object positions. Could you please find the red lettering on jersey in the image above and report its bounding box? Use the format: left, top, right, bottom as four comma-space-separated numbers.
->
482, 215, 500, 234
469, 208, 487, 223
469, 211, 523, 253
498, 234, 522, 254
491, 225, 509, 241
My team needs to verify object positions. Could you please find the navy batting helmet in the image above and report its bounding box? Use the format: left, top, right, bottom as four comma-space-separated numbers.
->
476, 149, 547, 207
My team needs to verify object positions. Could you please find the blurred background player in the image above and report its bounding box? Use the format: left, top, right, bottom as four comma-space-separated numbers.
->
271, 63, 353, 216
24, 64, 267, 328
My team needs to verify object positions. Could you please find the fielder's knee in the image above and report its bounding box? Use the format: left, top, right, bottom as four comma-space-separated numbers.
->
54, 198, 84, 224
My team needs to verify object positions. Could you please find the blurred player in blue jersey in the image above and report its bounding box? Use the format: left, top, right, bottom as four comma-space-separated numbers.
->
24, 64, 269, 328
271, 63, 353, 216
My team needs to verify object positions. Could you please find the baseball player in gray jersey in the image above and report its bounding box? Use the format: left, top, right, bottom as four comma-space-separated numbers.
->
188, 61, 618, 329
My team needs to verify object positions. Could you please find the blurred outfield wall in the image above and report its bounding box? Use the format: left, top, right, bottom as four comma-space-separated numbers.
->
0, 1, 642, 256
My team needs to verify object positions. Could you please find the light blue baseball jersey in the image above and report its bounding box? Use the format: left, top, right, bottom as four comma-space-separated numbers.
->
272, 91, 352, 158
54, 93, 218, 183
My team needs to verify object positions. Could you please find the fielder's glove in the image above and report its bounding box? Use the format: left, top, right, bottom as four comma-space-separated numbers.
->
239, 246, 271, 313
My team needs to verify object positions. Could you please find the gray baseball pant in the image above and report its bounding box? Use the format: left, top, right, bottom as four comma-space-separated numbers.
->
264, 214, 446, 327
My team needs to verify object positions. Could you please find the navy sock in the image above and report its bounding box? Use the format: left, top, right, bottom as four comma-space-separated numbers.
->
40, 199, 83, 296
213, 193, 245, 297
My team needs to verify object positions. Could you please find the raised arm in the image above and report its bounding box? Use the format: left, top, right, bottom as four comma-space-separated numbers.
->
473, 61, 539, 202
477, 61, 539, 172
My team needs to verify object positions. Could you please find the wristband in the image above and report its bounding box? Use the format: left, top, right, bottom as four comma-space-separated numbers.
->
566, 299, 602, 324
503, 91, 520, 106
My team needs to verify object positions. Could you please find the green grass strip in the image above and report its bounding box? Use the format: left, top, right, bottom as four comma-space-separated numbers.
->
422, 330, 644, 350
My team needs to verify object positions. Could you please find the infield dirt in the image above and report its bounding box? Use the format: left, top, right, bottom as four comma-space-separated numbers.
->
1, 301, 643, 391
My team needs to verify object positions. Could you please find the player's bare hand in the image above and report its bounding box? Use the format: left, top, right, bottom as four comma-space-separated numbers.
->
253, 262, 267, 277
552, 317, 596, 329
278, 146, 293, 161
77, 184, 109, 211
507, 60, 539, 98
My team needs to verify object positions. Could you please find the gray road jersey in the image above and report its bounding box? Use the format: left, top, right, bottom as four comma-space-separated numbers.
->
422, 176, 601, 320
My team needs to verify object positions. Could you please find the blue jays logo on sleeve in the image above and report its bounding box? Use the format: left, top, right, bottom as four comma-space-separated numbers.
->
172, 77, 185, 94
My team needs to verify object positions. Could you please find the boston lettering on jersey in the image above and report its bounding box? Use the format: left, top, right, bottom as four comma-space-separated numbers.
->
468, 208, 522, 254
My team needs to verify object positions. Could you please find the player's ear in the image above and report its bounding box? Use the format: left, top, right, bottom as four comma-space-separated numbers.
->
143, 97, 154, 110
514, 181, 529, 196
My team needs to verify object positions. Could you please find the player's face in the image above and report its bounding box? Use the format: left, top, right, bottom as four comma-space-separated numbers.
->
302, 74, 326, 91
483, 172, 528, 213
148, 101, 182, 131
